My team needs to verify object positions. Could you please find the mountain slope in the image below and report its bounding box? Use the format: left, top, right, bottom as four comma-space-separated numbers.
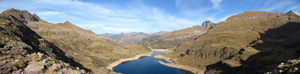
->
0, 15, 89, 73
163, 11, 300, 73
0, 8, 150, 73
143, 20, 215, 49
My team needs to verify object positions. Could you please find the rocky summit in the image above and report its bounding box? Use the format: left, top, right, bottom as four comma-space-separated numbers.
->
202, 20, 215, 29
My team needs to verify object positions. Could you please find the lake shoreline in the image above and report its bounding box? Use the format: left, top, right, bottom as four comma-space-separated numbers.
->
106, 50, 153, 70
107, 50, 203, 74
154, 55, 205, 74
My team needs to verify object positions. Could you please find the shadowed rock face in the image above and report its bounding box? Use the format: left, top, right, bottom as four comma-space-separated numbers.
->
163, 11, 300, 73
0, 8, 41, 24
142, 20, 215, 49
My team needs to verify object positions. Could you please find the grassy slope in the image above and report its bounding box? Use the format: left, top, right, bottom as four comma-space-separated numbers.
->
164, 11, 300, 71
30, 19, 150, 74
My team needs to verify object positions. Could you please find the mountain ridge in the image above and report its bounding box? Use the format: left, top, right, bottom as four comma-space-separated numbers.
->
0, 8, 150, 74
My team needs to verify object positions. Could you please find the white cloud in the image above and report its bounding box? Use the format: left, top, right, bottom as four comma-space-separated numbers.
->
210, 0, 223, 9
294, 11, 300, 16
77, 22, 106, 28
219, 16, 230, 22
260, 0, 294, 11
102, 27, 138, 33
36, 11, 65, 16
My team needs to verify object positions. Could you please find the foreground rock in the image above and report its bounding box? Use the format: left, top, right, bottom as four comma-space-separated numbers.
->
0, 15, 90, 73
266, 56, 300, 74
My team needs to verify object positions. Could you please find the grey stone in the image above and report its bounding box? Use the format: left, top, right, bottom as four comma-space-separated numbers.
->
202, 20, 215, 29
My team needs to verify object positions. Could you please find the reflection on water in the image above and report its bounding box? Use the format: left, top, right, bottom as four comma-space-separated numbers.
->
113, 51, 192, 74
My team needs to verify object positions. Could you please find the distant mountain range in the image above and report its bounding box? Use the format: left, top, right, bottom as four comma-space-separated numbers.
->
100, 20, 215, 49
99, 32, 149, 44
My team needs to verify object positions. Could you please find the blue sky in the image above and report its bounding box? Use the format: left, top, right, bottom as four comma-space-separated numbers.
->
0, 0, 299, 34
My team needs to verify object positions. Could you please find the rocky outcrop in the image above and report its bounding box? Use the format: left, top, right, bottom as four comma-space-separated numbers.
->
286, 10, 297, 16
21, 53, 86, 74
266, 56, 300, 74
202, 20, 215, 29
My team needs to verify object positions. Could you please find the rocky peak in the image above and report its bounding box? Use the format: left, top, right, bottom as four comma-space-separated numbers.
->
32, 13, 41, 20
63, 21, 72, 24
152, 31, 169, 36
0, 8, 41, 24
57, 21, 82, 29
286, 10, 297, 16
202, 20, 215, 29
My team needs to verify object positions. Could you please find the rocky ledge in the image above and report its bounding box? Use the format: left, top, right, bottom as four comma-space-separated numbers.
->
266, 56, 300, 74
